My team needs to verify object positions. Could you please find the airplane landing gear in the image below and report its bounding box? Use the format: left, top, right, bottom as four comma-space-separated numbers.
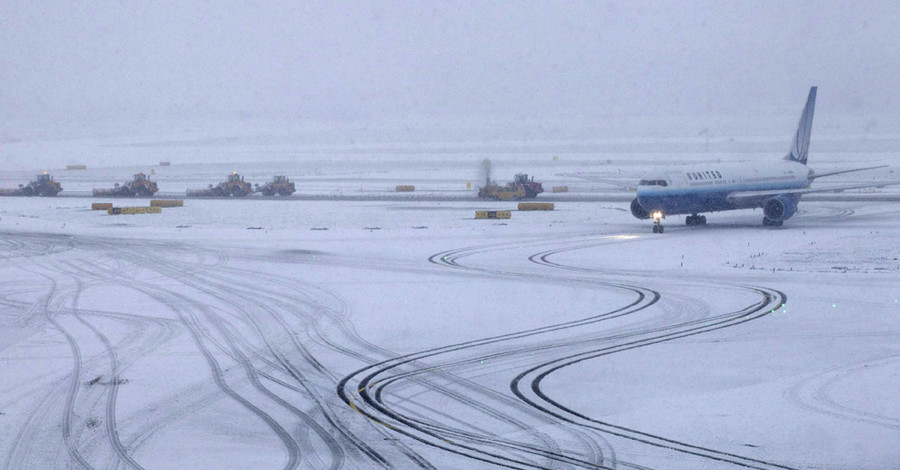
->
650, 211, 665, 233
686, 214, 707, 226
763, 217, 783, 227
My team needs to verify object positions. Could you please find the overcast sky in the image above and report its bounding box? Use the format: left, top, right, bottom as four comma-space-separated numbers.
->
2, 1, 899, 129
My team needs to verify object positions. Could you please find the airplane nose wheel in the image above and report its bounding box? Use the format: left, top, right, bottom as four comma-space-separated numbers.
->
650, 211, 665, 233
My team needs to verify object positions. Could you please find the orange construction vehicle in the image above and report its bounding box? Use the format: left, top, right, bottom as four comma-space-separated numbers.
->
478, 173, 544, 200
255, 175, 295, 196
93, 173, 159, 197
0, 172, 62, 196
187, 172, 253, 197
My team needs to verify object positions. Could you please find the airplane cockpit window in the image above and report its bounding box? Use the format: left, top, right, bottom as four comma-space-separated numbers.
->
639, 179, 668, 187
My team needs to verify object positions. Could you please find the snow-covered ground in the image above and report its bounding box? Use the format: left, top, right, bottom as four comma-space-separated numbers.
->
1, 125, 899, 469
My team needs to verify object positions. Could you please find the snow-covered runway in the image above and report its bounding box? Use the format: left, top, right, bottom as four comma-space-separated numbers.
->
5, 0, 900, 467
1, 191, 897, 469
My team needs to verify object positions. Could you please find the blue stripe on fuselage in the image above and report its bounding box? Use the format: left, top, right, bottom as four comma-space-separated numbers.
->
637, 192, 735, 214
636, 181, 804, 215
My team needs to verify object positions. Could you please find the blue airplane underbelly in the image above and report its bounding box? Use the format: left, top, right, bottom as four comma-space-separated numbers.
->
637, 192, 737, 215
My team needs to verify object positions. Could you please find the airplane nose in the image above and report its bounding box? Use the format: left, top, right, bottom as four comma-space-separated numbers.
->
630, 198, 650, 219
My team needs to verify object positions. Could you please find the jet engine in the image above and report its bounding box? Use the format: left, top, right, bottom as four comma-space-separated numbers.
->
763, 195, 798, 222
630, 198, 650, 219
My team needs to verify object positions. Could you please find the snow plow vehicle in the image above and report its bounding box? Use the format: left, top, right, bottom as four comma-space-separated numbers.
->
187, 172, 253, 197
255, 175, 295, 196
93, 172, 159, 197
0, 172, 63, 196
478, 173, 544, 200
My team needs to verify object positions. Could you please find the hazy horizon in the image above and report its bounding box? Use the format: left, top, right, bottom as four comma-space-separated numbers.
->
3, 0, 900, 136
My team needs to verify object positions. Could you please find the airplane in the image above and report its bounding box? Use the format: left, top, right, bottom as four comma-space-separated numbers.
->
630, 87, 895, 233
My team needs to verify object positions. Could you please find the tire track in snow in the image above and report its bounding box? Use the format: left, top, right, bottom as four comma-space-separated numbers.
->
403, 233, 790, 469
519, 238, 794, 469
338, 235, 665, 469
89, 236, 401, 469
4, 252, 180, 470
55, 260, 180, 470
12, 268, 96, 469
113, 249, 354, 469
83, 249, 303, 470
783, 354, 900, 431
127, 239, 436, 469
18, 235, 304, 470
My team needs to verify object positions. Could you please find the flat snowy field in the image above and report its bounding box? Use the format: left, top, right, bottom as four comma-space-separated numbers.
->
1, 123, 898, 470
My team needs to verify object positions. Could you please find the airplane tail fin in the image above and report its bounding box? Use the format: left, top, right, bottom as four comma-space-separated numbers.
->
784, 86, 817, 165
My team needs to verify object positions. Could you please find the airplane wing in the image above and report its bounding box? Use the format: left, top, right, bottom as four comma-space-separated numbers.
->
809, 165, 888, 180
726, 180, 900, 205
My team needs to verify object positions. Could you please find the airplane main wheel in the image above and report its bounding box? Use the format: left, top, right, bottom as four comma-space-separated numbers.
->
652, 225, 659, 233
658, 225, 664, 233
687, 215, 707, 226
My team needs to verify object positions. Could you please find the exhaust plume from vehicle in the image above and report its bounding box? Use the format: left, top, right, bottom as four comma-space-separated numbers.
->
481, 158, 492, 186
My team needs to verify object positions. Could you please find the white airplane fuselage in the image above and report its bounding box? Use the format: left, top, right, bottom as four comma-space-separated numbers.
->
634, 160, 810, 216
630, 87, 897, 232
